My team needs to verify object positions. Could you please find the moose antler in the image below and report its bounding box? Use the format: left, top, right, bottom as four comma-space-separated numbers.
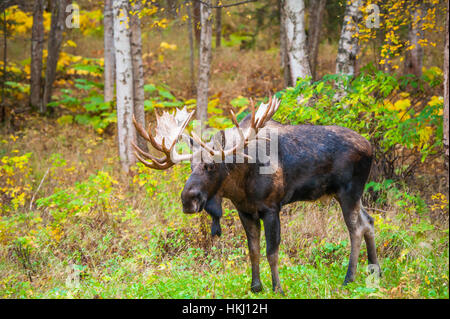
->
132, 106, 195, 169
133, 96, 280, 169
191, 96, 281, 159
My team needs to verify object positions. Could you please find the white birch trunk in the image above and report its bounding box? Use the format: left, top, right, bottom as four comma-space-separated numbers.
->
284, 0, 311, 84
129, 0, 147, 152
104, 0, 115, 103
113, 0, 135, 173
196, 0, 213, 123
335, 0, 362, 76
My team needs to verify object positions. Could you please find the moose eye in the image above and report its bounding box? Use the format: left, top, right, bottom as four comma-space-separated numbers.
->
204, 163, 215, 172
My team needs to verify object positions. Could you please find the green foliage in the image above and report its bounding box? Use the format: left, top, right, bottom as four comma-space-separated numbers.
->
144, 83, 185, 110
275, 68, 444, 180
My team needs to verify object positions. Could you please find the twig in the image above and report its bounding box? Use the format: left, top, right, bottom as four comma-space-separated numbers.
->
29, 167, 50, 210
193, 0, 257, 9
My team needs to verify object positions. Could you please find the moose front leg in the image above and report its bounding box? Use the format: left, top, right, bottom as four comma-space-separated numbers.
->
238, 211, 262, 293
262, 208, 284, 295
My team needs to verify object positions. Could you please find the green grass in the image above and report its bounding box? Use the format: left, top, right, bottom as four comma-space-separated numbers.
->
0, 112, 448, 300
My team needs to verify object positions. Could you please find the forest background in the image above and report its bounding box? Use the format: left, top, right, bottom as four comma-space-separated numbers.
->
0, 0, 448, 298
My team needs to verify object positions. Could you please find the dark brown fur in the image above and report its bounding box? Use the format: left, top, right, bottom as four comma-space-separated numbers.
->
181, 116, 380, 293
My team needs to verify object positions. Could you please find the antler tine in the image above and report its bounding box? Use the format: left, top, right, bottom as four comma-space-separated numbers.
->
132, 114, 164, 153
255, 98, 273, 129
132, 115, 150, 141
134, 150, 174, 170
131, 141, 168, 164
249, 97, 256, 129
230, 109, 246, 142
191, 132, 215, 156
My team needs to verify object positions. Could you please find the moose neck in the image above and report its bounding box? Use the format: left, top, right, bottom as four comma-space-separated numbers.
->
218, 162, 251, 207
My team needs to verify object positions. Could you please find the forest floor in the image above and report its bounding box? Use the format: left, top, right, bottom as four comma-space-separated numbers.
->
0, 25, 449, 299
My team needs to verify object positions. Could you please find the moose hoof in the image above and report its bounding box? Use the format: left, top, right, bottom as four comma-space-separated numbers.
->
342, 277, 354, 286
273, 286, 285, 296
251, 283, 263, 293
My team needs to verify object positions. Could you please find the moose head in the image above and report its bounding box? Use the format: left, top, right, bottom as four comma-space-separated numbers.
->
132, 96, 280, 236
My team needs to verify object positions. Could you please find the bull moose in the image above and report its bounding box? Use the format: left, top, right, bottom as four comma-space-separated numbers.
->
132, 96, 380, 294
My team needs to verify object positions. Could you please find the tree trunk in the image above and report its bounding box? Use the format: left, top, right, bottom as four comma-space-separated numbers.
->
30, 0, 45, 110
187, 2, 196, 94
404, 3, 425, 77
444, 6, 449, 174
104, 0, 115, 103
307, 0, 326, 81
215, 2, 222, 48
113, 0, 136, 173
284, 0, 311, 84
129, 0, 148, 152
1, 10, 6, 123
193, 0, 201, 47
196, 0, 212, 122
42, 0, 69, 114
335, 0, 362, 76
279, 0, 291, 87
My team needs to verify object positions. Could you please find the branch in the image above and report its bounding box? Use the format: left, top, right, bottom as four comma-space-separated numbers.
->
29, 167, 50, 211
193, 0, 258, 9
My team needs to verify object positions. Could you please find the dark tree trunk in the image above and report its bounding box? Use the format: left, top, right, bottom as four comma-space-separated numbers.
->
187, 2, 196, 94
215, 2, 222, 48
404, 2, 425, 77
444, 4, 449, 174
30, 0, 45, 110
42, 0, 70, 114
1, 10, 7, 123
279, 0, 291, 87
193, 0, 201, 47
307, 0, 326, 81
104, 0, 115, 103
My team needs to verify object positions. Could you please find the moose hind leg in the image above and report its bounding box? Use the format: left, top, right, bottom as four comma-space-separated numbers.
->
238, 211, 262, 293
262, 209, 284, 295
361, 205, 380, 273
338, 195, 365, 285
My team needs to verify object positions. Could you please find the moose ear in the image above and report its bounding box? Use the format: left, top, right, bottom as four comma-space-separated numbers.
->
204, 195, 222, 237
212, 130, 226, 150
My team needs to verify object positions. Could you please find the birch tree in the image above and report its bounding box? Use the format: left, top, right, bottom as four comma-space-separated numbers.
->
42, 0, 70, 114
196, 0, 213, 122
104, 0, 115, 103
113, 0, 136, 173
307, 0, 326, 80
335, 0, 362, 76
129, 0, 147, 152
283, 0, 311, 85
404, 3, 425, 77
30, 0, 45, 110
